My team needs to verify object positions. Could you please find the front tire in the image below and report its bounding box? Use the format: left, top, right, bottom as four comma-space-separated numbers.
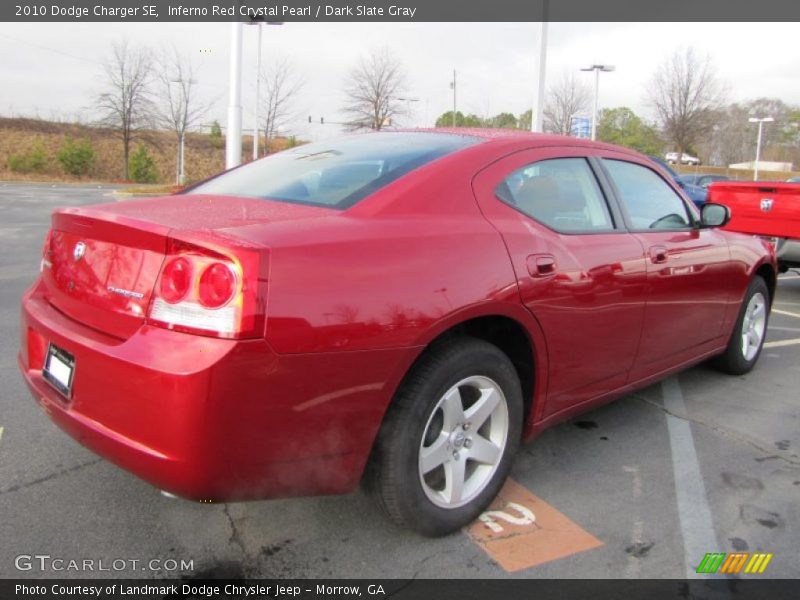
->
712, 276, 770, 375
365, 337, 523, 536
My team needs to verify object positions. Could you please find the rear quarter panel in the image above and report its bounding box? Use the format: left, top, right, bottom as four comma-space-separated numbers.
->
228, 147, 524, 355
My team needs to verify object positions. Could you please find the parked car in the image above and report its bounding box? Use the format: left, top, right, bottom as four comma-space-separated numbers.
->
19, 130, 776, 536
650, 156, 708, 207
665, 151, 701, 166
786, 177, 800, 183
709, 180, 800, 272
677, 174, 730, 188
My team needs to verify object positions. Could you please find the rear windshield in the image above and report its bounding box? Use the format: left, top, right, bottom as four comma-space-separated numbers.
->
187, 132, 480, 209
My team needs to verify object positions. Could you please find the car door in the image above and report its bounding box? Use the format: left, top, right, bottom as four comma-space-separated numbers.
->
473, 147, 648, 416
599, 156, 736, 377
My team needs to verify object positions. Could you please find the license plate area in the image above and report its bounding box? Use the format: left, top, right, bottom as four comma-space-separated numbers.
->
42, 343, 75, 399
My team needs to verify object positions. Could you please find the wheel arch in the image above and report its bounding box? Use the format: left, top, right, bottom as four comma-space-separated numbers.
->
380, 304, 548, 441
754, 261, 777, 305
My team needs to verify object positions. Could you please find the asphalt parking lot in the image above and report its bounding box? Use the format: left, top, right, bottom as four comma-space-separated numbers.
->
1, 181, 798, 580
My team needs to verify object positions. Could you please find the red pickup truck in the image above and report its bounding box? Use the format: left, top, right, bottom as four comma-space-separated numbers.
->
708, 181, 800, 272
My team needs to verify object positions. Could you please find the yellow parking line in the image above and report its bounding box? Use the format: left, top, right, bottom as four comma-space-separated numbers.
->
773, 309, 800, 319
763, 338, 800, 349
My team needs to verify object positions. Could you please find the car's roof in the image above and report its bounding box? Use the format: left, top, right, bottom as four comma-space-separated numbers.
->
395, 127, 638, 155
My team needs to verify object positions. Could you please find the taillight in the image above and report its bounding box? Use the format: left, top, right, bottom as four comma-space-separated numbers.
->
198, 262, 235, 308
40, 229, 53, 272
159, 257, 192, 303
148, 238, 265, 339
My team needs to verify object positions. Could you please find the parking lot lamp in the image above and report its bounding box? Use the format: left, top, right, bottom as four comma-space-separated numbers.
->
748, 116, 774, 181
226, 21, 244, 169
580, 64, 615, 140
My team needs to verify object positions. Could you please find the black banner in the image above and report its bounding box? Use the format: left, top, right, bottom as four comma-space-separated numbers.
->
3, 0, 800, 23
3, 579, 800, 600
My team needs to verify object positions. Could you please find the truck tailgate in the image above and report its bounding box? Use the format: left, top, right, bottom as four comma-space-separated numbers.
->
709, 181, 800, 239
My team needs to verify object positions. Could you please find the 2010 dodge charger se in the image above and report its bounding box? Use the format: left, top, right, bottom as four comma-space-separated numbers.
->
19, 130, 776, 536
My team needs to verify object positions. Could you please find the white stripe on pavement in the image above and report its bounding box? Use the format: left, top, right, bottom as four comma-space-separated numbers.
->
764, 338, 800, 349
773, 309, 800, 319
662, 376, 720, 579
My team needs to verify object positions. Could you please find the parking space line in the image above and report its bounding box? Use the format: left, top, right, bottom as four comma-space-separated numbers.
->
764, 337, 800, 349
0, 426, 3, 442
772, 309, 800, 319
662, 377, 720, 579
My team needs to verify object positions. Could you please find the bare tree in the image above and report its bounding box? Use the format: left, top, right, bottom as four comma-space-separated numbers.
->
259, 57, 304, 155
647, 47, 726, 157
156, 47, 210, 183
342, 48, 406, 130
699, 98, 797, 167
95, 41, 155, 180
543, 72, 592, 135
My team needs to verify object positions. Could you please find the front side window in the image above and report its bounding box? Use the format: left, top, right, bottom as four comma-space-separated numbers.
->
187, 132, 479, 209
603, 159, 692, 230
495, 158, 614, 232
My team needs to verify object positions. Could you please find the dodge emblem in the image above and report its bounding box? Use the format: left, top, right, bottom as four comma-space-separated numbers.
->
73, 241, 86, 261
760, 198, 774, 213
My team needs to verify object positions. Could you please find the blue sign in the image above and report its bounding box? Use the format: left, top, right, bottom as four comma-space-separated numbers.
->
571, 116, 591, 139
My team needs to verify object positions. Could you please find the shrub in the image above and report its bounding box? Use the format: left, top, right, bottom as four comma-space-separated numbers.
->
8, 141, 47, 173
209, 120, 224, 149
56, 137, 94, 176
129, 144, 159, 183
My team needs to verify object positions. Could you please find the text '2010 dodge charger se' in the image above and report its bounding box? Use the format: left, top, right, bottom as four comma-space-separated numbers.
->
19, 130, 776, 536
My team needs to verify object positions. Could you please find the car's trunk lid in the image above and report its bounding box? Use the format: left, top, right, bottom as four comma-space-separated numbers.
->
42, 195, 334, 339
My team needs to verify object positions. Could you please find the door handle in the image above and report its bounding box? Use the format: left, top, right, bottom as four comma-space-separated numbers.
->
527, 254, 557, 277
649, 245, 668, 264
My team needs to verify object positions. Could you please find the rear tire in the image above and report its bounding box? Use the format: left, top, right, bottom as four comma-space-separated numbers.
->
365, 337, 523, 537
712, 276, 770, 375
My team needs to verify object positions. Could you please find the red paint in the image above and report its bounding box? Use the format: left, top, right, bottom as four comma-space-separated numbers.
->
710, 181, 800, 240
19, 130, 776, 501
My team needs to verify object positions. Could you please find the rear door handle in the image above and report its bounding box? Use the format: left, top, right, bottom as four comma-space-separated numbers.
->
527, 254, 557, 277
649, 245, 668, 264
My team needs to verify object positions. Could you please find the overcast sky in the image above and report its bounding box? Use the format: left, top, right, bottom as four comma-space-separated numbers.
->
0, 21, 798, 141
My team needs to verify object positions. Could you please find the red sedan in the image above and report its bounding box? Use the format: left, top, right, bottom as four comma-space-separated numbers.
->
19, 130, 776, 536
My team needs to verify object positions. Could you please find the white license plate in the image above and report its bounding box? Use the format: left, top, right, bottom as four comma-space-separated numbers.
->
42, 343, 75, 399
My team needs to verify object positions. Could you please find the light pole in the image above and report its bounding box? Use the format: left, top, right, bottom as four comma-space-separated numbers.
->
532, 8, 548, 133
449, 70, 457, 127
252, 22, 262, 161
748, 116, 774, 181
580, 64, 615, 141
226, 21, 243, 169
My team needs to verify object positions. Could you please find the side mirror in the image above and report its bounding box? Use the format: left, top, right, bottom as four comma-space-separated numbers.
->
700, 202, 730, 228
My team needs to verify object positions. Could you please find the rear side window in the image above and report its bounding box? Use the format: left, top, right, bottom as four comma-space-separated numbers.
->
496, 158, 614, 232
187, 132, 479, 209
603, 159, 692, 230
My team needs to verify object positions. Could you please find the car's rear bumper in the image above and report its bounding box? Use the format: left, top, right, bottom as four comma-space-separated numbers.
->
19, 280, 412, 501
